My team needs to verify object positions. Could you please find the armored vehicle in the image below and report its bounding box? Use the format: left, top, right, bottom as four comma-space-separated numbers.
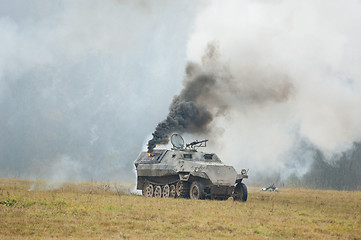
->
134, 134, 248, 201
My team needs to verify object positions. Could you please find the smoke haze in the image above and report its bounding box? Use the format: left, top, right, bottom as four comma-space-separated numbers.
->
0, 0, 197, 182
1, 0, 361, 188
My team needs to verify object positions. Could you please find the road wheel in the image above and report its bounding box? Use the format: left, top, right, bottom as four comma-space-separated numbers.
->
189, 181, 205, 200
176, 181, 189, 198
169, 184, 176, 198
154, 185, 162, 198
162, 185, 170, 198
143, 182, 154, 197
233, 183, 247, 202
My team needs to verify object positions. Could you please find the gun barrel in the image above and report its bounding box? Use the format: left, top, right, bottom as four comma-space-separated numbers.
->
186, 139, 208, 147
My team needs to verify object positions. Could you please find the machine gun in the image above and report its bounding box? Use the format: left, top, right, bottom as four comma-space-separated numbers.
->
186, 139, 208, 149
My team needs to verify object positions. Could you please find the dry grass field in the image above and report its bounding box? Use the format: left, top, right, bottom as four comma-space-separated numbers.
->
1, 178, 360, 239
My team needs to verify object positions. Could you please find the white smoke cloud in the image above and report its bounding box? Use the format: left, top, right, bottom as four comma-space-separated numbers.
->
187, 0, 361, 176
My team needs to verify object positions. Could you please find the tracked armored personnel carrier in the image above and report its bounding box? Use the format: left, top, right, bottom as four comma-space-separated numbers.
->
134, 134, 248, 201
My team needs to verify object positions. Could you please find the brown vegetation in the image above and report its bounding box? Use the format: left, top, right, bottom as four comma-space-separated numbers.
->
1, 178, 360, 239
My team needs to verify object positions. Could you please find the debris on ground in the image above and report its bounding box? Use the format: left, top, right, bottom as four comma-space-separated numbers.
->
260, 184, 279, 192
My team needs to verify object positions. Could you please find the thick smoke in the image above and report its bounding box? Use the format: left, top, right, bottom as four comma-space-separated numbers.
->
149, 0, 361, 187
147, 45, 216, 152
185, 0, 361, 181
2, 0, 361, 189
148, 43, 293, 152
147, 77, 214, 152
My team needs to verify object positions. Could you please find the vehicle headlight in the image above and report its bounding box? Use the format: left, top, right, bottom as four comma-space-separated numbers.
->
241, 169, 247, 175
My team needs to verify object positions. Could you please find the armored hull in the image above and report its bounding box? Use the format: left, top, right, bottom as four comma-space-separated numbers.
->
135, 135, 248, 201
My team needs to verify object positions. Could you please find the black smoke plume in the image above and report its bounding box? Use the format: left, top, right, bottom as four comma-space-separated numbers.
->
147, 45, 221, 152
147, 70, 216, 152
147, 43, 293, 152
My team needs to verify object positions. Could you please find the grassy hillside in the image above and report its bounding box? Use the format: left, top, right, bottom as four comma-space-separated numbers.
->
1, 178, 360, 239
